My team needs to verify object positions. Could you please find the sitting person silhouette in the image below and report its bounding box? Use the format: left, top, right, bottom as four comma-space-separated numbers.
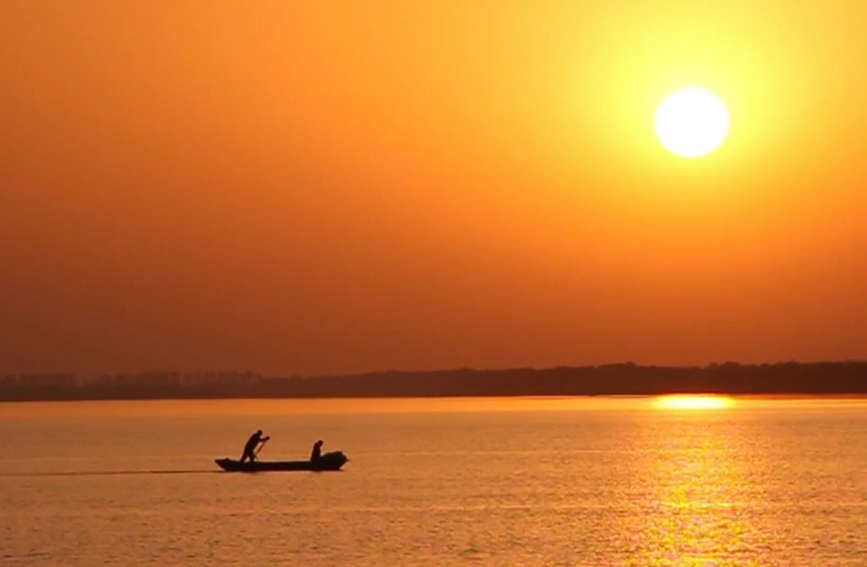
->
310, 439, 324, 463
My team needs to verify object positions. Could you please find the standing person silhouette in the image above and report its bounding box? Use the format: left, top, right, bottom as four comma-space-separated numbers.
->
239, 430, 270, 462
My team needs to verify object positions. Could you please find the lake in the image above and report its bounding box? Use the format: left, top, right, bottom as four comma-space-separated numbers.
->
1, 397, 866, 566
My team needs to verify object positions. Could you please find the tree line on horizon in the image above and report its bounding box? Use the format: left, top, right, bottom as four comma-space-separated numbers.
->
2, 361, 867, 401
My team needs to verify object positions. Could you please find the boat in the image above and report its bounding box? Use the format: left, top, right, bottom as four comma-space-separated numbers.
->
215, 451, 349, 472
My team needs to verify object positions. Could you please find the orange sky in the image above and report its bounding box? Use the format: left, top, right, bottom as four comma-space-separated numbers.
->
2, 1, 866, 375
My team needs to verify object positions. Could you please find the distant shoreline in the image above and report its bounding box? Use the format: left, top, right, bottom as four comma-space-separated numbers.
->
3, 361, 867, 402
3, 393, 867, 405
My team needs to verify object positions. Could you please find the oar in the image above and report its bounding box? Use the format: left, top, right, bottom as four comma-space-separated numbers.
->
255, 437, 269, 458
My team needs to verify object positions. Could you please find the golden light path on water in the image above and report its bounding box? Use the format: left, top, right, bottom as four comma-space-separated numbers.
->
637, 394, 751, 565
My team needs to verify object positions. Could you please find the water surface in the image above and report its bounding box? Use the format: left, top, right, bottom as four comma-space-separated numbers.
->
2, 397, 866, 566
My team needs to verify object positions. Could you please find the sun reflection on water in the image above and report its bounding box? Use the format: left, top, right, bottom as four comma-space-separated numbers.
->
653, 395, 735, 410
629, 396, 758, 566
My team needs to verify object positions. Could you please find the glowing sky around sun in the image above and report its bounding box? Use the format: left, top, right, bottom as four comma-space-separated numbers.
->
1, 1, 866, 375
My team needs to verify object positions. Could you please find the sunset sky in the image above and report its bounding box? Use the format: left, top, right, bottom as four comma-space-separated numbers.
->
2, 1, 866, 376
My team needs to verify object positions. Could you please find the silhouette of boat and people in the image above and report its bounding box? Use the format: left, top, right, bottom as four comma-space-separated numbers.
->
215, 430, 348, 472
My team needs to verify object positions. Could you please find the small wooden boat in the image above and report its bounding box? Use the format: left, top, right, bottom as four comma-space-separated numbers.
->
215, 451, 348, 472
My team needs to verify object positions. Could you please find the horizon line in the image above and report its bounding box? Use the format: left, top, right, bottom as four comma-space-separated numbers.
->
6, 359, 867, 379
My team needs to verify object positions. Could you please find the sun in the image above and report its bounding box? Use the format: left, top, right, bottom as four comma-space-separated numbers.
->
655, 87, 729, 158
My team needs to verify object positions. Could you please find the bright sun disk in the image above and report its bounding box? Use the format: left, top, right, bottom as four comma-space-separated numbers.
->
655, 87, 729, 158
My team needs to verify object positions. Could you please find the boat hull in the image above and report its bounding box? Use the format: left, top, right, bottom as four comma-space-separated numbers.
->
215, 451, 348, 472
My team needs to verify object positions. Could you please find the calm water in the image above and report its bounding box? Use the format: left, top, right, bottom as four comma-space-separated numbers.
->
1, 397, 866, 566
